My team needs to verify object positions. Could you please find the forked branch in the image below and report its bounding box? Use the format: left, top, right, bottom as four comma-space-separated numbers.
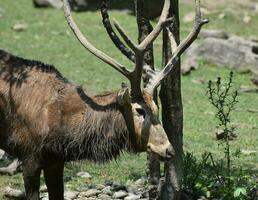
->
101, 0, 136, 62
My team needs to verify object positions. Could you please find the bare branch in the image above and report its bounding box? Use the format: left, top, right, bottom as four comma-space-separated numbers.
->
145, 0, 209, 94
100, 0, 136, 62
138, 0, 171, 51
63, 0, 131, 77
113, 20, 140, 53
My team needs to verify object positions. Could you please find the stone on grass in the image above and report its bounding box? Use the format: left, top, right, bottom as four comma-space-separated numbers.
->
182, 35, 258, 85
134, 177, 147, 186
12, 22, 28, 32
102, 186, 112, 195
33, 0, 63, 9
4, 186, 25, 199
76, 171, 92, 178
98, 194, 112, 200
64, 191, 79, 199
124, 194, 141, 200
113, 190, 128, 199
80, 189, 100, 197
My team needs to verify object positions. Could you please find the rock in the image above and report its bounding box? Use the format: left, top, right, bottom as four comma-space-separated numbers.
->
33, 0, 63, 9
12, 22, 28, 32
182, 36, 258, 80
199, 29, 229, 39
4, 186, 25, 199
218, 13, 226, 19
243, 15, 251, 24
80, 189, 100, 197
102, 186, 112, 195
98, 194, 112, 200
134, 177, 147, 186
113, 190, 128, 199
125, 194, 141, 200
64, 191, 79, 199
183, 12, 195, 23
76, 171, 92, 178
95, 184, 105, 190
0, 159, 21, 175
127, 185, 139, 194
241, 149, 257, 155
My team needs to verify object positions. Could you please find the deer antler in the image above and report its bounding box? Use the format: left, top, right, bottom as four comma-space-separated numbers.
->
145, 0, 209, 94
63, 0, 131, 78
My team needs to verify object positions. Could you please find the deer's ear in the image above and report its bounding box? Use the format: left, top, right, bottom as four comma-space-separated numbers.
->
118, 87, 131, 105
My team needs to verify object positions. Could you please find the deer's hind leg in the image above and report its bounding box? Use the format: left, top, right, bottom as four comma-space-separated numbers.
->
22, 158, 41, 200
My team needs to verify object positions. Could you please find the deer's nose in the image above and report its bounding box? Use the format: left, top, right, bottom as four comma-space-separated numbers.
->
165, 145, 175, 160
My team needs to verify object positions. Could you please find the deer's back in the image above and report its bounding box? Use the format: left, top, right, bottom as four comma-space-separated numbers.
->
0, 50, 83, 157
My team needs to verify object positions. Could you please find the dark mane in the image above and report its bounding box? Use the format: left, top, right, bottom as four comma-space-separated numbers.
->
43, 89, 131, 162
0, 49, 67, 82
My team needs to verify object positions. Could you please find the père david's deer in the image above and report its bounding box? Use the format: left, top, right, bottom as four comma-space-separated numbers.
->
0, 0, 208, 199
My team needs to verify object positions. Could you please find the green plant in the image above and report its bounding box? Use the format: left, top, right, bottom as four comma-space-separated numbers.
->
207, 71, 238, 178
206, 72, 256, 199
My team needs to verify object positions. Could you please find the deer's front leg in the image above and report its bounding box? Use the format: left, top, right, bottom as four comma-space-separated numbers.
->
43, 161, 64, 200
22, 158, 41, 200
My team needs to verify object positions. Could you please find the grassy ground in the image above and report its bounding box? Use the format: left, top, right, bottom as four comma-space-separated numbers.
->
0, 0, 257, 198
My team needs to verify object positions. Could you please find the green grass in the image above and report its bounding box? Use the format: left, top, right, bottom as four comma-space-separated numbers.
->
0, 0, 257, 198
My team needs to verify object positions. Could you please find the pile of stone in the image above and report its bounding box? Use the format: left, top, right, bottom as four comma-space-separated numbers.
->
4, 175, 149, 200
182, 29, 258, 89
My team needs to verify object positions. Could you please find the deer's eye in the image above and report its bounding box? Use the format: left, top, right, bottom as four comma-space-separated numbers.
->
136, 108, 146, 118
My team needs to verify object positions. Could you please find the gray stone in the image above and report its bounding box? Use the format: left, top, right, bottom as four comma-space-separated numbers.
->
0, 159, 21, 175
134, 177, 147, 186
102, 186, 112, 196
64, 191, 79, 199
113, 190, 128, 199
33, 0, 63, 9
80, 189, 100, 197
182, 36, 258, 81
125, 194, 141, 200
95, 184, 105, 190
98, 194, 112, 200
12, 22, 28, 32
76, 171, 92, 178
3, 187, 25, 199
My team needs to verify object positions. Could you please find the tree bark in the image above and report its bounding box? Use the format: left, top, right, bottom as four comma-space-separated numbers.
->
134, 1, 161, 199
159, 0, 183, 199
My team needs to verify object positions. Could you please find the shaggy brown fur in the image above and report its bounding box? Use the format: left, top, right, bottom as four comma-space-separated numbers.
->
0, 49, 132, 162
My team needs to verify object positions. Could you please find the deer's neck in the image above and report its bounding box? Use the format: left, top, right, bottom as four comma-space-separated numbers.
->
46, 88, 130, 162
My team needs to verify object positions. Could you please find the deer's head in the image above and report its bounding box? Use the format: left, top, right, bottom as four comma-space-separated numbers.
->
63, 0, 208, 160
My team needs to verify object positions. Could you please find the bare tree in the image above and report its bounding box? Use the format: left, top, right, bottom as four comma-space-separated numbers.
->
159, 0, 208, 199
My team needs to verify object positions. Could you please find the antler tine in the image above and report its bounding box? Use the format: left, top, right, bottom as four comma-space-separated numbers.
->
145, 0, 209, 94
63, 0, 131, 78
138, 0, 171, 51
101, 0, 136, 62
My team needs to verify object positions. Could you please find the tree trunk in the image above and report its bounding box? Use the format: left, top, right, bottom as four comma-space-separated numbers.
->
159, 0, 183, 199
134, 1, 161, 199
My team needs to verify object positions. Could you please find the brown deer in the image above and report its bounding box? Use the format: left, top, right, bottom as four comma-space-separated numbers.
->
0, 0, 208, 199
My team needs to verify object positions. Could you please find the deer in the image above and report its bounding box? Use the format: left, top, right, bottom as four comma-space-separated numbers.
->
0, 0, 208, 199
